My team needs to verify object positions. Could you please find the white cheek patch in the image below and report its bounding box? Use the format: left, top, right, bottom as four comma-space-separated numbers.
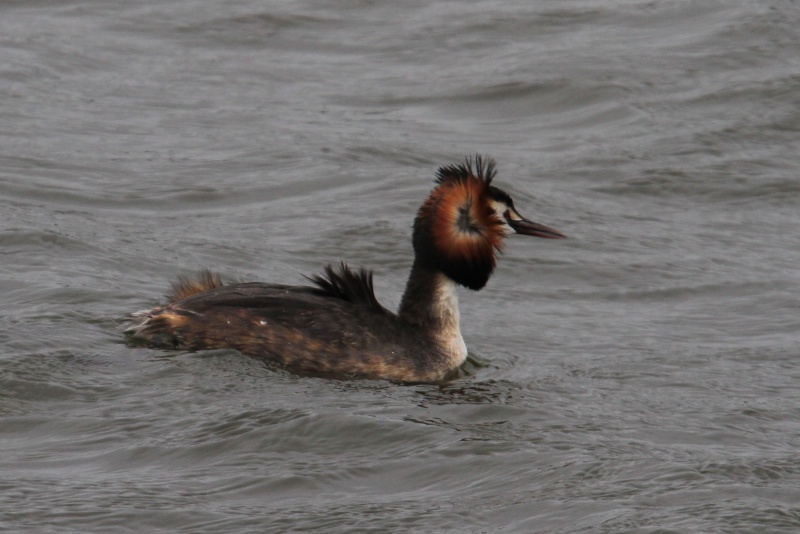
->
488, 199, 505, 215
488, 200, 514, 235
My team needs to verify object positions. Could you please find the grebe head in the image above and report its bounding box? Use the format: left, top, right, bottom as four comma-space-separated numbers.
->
413, 156, 565, 290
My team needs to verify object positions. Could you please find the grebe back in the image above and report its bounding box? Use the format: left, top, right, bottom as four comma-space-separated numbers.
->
126, 156, 565, 382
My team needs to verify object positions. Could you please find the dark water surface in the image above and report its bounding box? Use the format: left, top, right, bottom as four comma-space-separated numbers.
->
2, 1, 800, 532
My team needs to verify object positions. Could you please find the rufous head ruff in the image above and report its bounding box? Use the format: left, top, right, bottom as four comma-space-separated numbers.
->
413, 156, 505, 290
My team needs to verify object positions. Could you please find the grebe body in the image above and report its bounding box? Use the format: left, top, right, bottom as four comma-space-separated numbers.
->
126, 157, 565, 382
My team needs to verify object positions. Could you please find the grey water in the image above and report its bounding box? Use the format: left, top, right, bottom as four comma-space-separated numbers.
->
2, 1, 799, 532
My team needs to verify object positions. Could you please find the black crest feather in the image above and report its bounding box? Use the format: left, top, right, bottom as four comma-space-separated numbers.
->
435, 155, 496, 186
308, 262, 385, 311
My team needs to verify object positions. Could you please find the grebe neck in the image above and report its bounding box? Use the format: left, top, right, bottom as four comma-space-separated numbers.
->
398, 261, 467, 364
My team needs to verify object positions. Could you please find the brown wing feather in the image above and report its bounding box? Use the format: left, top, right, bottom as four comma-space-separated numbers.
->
306, 262, 386, 312
167, 269, 223, 302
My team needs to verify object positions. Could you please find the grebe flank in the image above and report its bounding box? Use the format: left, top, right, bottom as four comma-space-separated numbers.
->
126, 156, 565, 382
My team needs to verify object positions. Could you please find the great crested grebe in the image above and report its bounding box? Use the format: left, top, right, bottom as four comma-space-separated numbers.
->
126, 156, 565, 382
